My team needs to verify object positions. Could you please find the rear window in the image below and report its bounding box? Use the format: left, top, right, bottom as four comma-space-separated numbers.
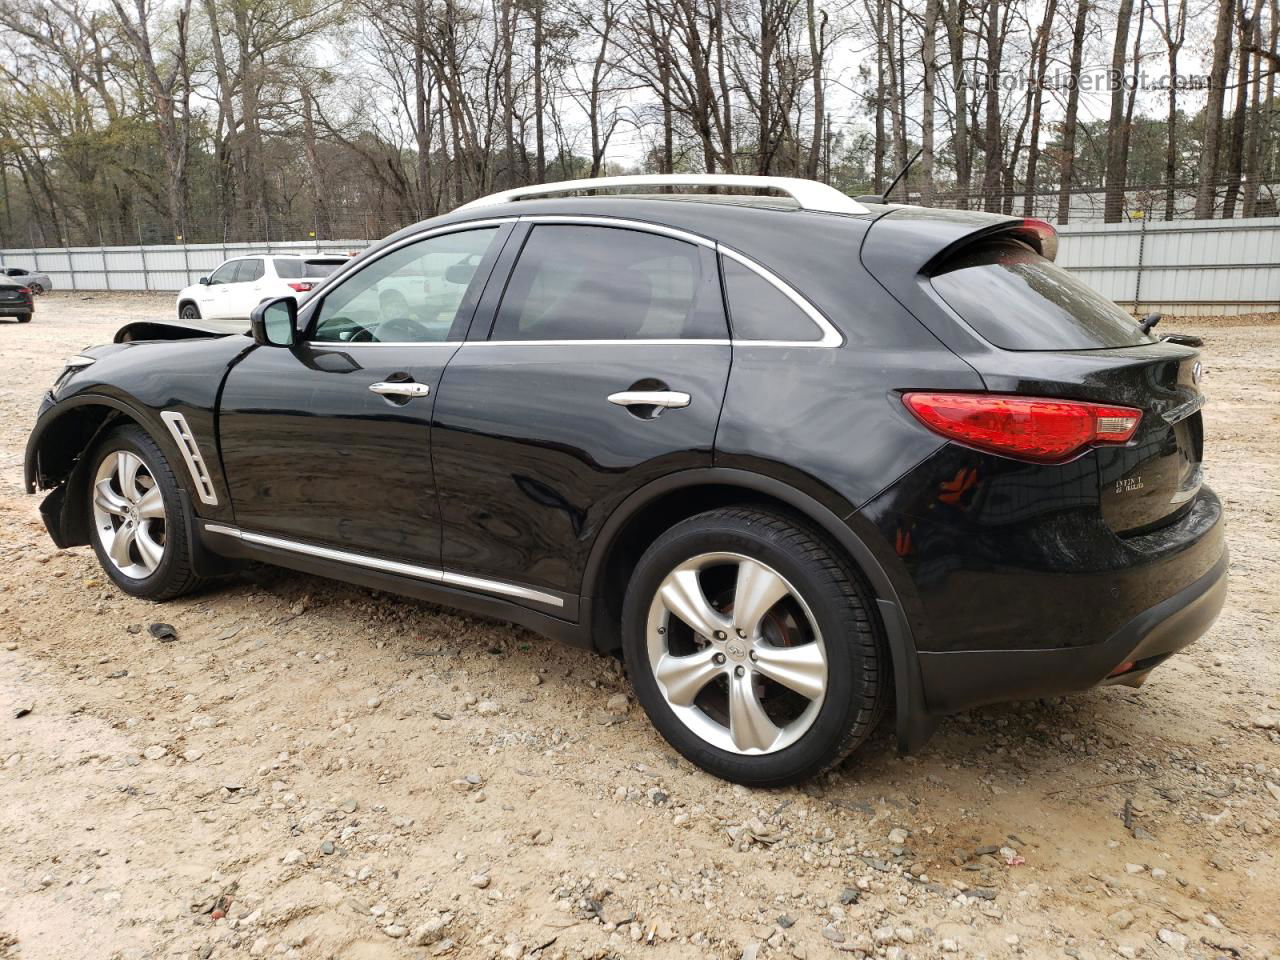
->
930, 239, 1154, 351
275, 258, 346, 279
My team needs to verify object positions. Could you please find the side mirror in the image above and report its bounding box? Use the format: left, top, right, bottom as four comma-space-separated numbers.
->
250, 296, 298, 347
198, 276, 210, 285
444, 263, 474, 285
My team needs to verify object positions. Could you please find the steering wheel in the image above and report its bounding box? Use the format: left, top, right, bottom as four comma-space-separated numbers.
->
373, 316, 431, 343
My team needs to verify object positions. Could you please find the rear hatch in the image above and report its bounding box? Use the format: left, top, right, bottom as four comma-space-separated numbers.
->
863, 209, 1204, 534
0, 283, 29, 304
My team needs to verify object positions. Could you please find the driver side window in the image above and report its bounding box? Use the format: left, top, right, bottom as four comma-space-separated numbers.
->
208, 261, 239, 285
312, 227, 499, 343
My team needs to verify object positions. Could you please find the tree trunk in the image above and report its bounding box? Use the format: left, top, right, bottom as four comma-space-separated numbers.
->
533, 0, 545, 183
871, 0, 886, 192
1194, 0, 1237, 219
1056, 0, 1089, 224
414, 0, 434, 217
943, 0, 970, 207
920, 0, 939, 204
980, 0, 1004, 211
1223, 0, 1262, 217
805, 0, 827, 180
1023, 0, 1057, 216
1102, 0, 1134, 221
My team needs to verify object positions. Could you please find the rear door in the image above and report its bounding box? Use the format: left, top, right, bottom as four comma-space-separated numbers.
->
430, 220, 732, 614
228, 257, 268, 317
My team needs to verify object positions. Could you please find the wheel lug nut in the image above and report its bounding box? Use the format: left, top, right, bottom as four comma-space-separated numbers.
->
749, 651, 758, 662
714, 630, 726, 640
713, 653, 726, 665
734, 665, 745, 677
736, 628, 746, 638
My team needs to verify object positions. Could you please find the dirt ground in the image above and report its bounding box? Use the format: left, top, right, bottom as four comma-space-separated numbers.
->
1, 293, 1277, 960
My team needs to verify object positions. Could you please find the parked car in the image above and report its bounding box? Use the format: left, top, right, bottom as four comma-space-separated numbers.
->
0, 280, 34, 322
2, 266, 53, 294
24, 175, 1226, 786
175, 253, 350, 320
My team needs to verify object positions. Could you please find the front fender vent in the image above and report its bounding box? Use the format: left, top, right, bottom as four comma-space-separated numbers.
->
160, 411, 219, 506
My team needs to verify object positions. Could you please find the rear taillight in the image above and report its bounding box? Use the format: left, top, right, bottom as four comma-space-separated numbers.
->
288, 281, 314, 292
19, 286, 31, 295
902, 392, 1142, 463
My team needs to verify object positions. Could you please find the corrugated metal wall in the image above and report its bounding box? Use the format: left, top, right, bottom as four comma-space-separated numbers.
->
2, 219, 1277, 315
1055, 217, 1280, 316
0, 240, 360, 295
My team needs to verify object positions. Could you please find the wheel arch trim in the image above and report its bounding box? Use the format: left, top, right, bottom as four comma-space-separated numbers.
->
580, 467, 934, 751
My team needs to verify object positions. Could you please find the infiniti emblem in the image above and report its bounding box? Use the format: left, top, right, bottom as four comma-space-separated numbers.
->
725, 640, 747, 661
1192, 361, 1202, 385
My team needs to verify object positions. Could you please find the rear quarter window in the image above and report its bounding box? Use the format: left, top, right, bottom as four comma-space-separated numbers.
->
930, 239, 1154, 351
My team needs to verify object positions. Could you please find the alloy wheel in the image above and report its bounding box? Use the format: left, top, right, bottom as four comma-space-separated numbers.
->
92, 450, 167, 578
645, 552, 828, 755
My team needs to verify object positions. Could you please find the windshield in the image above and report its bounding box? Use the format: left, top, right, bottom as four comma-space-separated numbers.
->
931, 239, 1155, 351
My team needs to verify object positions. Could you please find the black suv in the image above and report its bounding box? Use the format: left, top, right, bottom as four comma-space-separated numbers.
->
24, 176, 1226, 786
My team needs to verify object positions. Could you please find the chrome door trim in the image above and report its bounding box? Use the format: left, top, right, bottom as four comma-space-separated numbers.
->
517, 214, 716, 248
467, 338, 731, 347
160, 411, 219, 506
201, 523, 564, 608
717, 246, 844, 348
369, 381, 431, 398
608, 390, 692, 409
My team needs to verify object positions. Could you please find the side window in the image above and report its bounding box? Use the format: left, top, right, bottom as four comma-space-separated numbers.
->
208, 261, 239, 285
236, 258, 264, 282
721, 256, 823, 342
274, 258, 304, 279
312, 227, 499, 344
490, 225, 725, 341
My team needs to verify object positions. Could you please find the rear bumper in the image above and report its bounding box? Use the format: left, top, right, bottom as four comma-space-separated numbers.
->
917, 547, 1228, 714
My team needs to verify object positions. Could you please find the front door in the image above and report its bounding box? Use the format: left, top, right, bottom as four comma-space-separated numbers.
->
217, 223, 510, 564
431, 221, 733, 611
199, 259, 241, 318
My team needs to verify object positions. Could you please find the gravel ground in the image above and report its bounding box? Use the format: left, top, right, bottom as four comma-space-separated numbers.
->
1, 293, 1278, 960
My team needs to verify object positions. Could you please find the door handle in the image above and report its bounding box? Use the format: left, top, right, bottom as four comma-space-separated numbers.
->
607, 390, 691, 409
369, 381, 430, 398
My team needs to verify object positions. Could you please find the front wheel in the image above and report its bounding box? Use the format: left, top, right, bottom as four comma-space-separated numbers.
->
179, 302, 201, 320
28, 282, 44, 295
621, 507, 887, 787
87, 424, 204, 600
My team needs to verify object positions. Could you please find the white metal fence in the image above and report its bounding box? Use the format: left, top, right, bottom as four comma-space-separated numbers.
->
1055, 217, 1280, 316
2, 217, 1277, 316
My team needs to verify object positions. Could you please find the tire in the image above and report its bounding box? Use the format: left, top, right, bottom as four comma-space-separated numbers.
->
621, 507, 886, 787
86, 424, 205, 601
17, 315, 31, 323
179, 302, 201, 320
28, 282, 44, 295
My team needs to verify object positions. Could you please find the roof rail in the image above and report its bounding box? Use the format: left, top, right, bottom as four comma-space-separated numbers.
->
457, 174, 870, 215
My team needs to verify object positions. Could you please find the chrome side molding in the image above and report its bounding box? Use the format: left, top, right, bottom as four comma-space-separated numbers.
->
202, 523, 564, 608
160, 411, 218, 506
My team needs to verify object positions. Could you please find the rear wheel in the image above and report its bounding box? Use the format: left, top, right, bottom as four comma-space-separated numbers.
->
17, 315, 30, 323
87, 424, 204, 600
28, 282, 44, 295
621, 507, 886, 786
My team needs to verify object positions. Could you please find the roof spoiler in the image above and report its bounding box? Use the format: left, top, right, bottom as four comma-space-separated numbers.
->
921, 216, 1059, 273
